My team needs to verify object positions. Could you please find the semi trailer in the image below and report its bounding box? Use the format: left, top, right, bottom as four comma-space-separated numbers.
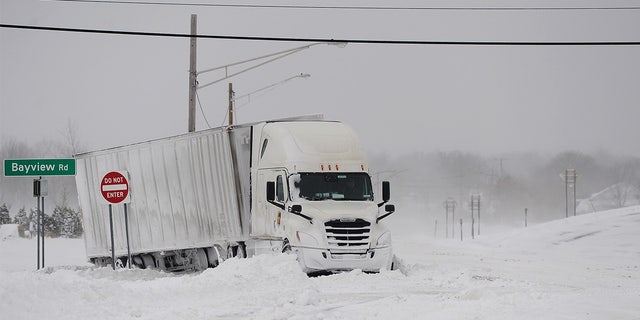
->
75, 116, 396, 274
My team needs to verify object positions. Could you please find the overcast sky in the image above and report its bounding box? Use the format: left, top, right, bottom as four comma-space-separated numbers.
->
1, 0, 639, 157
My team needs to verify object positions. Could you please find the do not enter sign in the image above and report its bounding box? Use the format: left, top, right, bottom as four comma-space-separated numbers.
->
101, 171, 130, 204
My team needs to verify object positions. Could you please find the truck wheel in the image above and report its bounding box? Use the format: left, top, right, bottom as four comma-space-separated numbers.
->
391, 255, 401, 271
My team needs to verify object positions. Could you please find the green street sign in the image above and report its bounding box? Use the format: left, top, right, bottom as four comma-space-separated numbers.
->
3, 159, 76, 176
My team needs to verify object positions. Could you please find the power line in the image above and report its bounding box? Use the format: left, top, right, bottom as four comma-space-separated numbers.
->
49, 0, 640, 11
195, 89, 212, 129
2, 24, 640, 46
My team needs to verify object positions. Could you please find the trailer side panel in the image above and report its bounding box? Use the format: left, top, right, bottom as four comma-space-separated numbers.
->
76, 128, 244, 259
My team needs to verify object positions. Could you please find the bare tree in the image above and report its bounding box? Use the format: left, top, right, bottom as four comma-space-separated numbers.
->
59, 118, 84, 156
610, 183, 631, 208
610, 160, 640, 208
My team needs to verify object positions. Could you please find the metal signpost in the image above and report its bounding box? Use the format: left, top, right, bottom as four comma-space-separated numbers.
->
33, 177, 48, 269
101, 171, 132, 270
3, 158, 76, 270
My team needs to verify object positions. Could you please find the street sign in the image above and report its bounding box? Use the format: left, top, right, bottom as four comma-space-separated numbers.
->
101, 171, 130, 204
4, 158, 76, 176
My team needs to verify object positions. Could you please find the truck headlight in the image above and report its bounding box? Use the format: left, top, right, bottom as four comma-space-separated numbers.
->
376, 232, 392, 247
296, 231, 318, 246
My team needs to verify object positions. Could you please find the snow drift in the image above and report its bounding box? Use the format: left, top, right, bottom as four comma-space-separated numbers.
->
1, 206, 639, 319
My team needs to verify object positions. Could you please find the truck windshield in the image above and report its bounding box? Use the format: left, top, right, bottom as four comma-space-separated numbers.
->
290, 173, 374, 201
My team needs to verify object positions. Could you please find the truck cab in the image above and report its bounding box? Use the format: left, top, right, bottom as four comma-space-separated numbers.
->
250, 121, 395, 273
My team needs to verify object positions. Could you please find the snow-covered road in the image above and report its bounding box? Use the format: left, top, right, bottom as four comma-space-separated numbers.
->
1, 206, 639, 319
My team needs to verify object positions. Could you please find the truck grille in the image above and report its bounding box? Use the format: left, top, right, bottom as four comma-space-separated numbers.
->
324, 219, 371, 250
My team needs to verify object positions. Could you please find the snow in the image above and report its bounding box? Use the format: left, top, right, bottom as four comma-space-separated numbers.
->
1, 207, 639, 319
0, 224, 19, 241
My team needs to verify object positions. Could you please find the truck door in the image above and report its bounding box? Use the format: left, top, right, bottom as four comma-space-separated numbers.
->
254, 169, 287, 238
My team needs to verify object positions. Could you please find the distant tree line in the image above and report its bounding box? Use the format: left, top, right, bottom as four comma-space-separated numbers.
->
0, 202, 83, 238
369, 150, 640, 224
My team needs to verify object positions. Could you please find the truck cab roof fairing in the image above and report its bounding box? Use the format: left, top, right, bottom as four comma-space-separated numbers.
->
258, 121, 368, 173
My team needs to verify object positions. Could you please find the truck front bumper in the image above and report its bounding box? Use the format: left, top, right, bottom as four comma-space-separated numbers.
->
293, 246, 393, 274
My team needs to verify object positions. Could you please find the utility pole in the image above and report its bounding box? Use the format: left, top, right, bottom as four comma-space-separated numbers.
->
188, 14, 197, 132
228, 83, 234, 126
565, 170, 568, 218
560, 169, 578, 218
562, 169, 577, 218
470, 194, 481, 237
478, 195, 481, 235
443, 198, 456, 239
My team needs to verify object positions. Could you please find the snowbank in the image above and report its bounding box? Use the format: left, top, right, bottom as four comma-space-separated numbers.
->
0, 207, 639, 319
0, 224, 19, 241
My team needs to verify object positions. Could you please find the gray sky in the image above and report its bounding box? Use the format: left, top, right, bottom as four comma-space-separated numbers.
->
1, 0, 640, 157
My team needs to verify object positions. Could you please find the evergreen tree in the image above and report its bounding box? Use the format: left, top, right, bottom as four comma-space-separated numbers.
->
43, 213, 57, 237
29, 208, 38, 231
67, 207, 83, 238
51, 205, 83, 238
13, 207, 29, 228
51, 206, 64, 237
0, 203, 11, 224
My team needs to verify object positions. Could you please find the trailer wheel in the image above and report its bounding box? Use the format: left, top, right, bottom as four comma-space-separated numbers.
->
115, 258, 126, 269
132, 256, 145, 269
141, 255, 155, 269
194, 249, 208, 271
234, 242, 247, 258
205, 246, 224, 267
228, 243, 247, 258
282, 240, 292, 254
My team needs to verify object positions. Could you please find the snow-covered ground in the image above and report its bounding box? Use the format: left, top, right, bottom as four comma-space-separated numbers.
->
1, 206, 639, 319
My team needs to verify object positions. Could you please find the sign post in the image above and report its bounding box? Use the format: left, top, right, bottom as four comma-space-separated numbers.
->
101, 171, 131, 270
35, 178, 41, 269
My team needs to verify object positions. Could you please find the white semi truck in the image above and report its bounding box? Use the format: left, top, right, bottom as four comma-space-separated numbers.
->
75, 116, 396, 274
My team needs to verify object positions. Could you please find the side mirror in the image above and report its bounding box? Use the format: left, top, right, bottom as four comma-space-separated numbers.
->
290, 204, 302, 214
288, 204, 313, 224
385, 204, 395, 213
377, 204, 396, 223
378, 181, 391, 207
382, 181, 390, 202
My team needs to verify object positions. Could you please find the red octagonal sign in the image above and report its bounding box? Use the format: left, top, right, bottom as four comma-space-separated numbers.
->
101, 171, 129, 204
